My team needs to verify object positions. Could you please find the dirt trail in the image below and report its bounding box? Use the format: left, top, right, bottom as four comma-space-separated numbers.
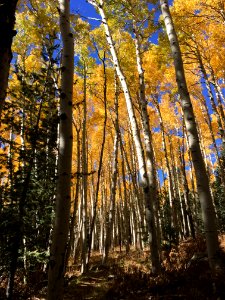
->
32, 237, 225, 299
64, 268, 115, 300
62, 238, 225, 300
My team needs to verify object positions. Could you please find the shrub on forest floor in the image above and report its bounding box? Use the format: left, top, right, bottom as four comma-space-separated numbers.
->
162, 235, 207, 271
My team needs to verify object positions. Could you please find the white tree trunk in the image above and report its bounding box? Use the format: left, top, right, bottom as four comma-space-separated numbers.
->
160, 0, 219, 269
133, 23, 160, 271
88, 0, 160, 273
81, 67, 88, 273
47, 0, 74, 298
103, 129, 119, 263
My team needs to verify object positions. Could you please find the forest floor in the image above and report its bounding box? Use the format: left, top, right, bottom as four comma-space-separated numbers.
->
62, 235, 225, 300
1, 235, 225, 299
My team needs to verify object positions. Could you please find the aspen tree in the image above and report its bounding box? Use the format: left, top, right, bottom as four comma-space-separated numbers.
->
103, 131, 119, 262
102, 72, 119, 263
133, 21, 160, 267
120, 132, 144, 250
65, 125, 81, 267
88, 0, 160, 273
80, 63, 89, 273
160, 0, 220, 269
120, 139, 131, 253
199, 99, 220, 162
153, 98, 179, 241
197, 97, 225, 191
88, 53, 108, 264
211, 76, 225, 131
169, 136, 187, 238
47, 0, 74, 298
184, 130, 199, 224
179, 134, 195, 238
197, 52, 225, 149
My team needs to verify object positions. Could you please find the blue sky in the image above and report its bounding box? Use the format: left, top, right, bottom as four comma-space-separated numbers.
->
71, 0, 100, 27
70, 0, 165, 44
70, 0, 174, 19
71, 0, 95, 14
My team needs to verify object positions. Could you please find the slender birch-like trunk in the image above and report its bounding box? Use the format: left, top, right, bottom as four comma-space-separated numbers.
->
120, 139, 131, 253
89, 0, 145, 186
210, 73, 225, 130
179, 134, 195, 238
160, 0, 219, 269
169, 139, 183, 239
103, 121, 119, 263
120, 134, 144, 249
184, 130, 200, 228
65, 127, 81, 267
198, 53, 225, 149
88, 54, 108, 263
154, 100, 178, 241
212, 78, 225, 108
199, 99, 225, 191
47, 0, 74, 298
199, 100, 220, 161
133, 22, 160, 269
81, 66, 88, 273
88, 0, 160, 273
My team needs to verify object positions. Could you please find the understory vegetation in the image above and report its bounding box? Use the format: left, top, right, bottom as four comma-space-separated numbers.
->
1, 236, 225, 299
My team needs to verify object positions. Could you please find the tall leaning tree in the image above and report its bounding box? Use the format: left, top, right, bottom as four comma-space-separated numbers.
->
0, 0, 18, 120
88, 0, 160, 274
160, 0, 220, 270
47, 0, 74, 299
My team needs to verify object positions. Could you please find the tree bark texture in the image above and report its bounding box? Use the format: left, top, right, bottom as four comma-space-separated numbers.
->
133, 22, 160, 272
47, 0, 74, 298
88, 54, 108, 264
160, 0, 219, 270
88, 0, 161, 273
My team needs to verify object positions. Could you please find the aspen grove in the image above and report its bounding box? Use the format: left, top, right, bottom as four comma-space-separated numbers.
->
0, 0, 225, 299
